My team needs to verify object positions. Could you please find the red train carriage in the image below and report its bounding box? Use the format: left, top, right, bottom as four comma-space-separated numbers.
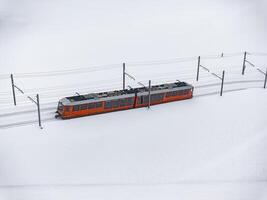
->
56, 81, 194, 119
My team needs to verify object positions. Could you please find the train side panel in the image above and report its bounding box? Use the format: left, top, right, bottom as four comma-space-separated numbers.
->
61, 97, 135, 119
59, 87, 193, 119
135, 88, 193, 108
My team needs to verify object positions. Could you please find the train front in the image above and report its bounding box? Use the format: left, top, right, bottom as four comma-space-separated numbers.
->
55, 99, 65, 118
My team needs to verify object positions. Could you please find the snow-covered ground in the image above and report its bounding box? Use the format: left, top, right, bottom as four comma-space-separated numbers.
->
1, 0, 267, 199
0, 89, 267, 200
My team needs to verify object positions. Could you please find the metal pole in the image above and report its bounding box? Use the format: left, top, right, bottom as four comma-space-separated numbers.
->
264, 68, 267, 89
10, 74, 16, 106
36, 94, 42, 129
242, 51, 247, 75
196, 56, 200, 81
220, 70, 225, 96
123, 63, 126, 90
148, 80, 151, 109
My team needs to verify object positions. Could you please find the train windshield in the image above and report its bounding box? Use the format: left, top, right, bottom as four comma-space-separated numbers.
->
57, 102, 64, 112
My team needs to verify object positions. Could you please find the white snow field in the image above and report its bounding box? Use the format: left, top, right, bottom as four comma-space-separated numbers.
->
1, 0, 267, 199
0, 89, 267, 200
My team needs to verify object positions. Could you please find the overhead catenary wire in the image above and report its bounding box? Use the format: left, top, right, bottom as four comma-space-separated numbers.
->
0, 64, 122, 80
248, 52, 267, 56
0, 66, 243, 101
0, 64, 258, 100
245, 60, 266, 75
1, 50, 266, 107
0, 51, 252, 80
0, 64, 241, 96
127, 52, 244, 67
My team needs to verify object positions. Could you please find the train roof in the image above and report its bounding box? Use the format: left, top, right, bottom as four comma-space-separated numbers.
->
59, 81, 193, 105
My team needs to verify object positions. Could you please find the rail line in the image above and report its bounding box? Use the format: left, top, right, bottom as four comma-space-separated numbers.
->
0, 118, 57, 129
0, 106, 55, 118
0, 79, 264, 129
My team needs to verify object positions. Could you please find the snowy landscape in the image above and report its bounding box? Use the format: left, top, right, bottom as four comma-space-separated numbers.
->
0, 0, 267, 199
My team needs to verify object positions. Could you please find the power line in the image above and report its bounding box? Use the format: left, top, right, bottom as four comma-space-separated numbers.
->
0, 51, 250, 80
248, 52, 267, 56
0, 64, 121, 79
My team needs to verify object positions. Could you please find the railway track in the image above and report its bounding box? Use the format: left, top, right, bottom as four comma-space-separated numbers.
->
0, 79, 264, 129
0, 118, 57, 129
0, 106, 55, 118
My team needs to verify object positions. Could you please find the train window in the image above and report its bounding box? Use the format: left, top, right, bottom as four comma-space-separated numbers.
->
65, 106, 70, 112
151, 93, 164, 102
80, 104, 88, 110
140, 96, 144, 104
152, 94, 157, 101
127, 98, 133, 105
138, 97, 141, 104
143, 95, 149, 103
119, 99, 126, 107
58, 102, 64, 111
138, 96, 147, 104
96, 102, 102, 108
88, 103, 96, 109
112, 100, 119, 108
73, 105, 80, 111
182, 90, 186, 95
166, 92, 172, 97
166, 91, 179, 97
105, 101, 112, 109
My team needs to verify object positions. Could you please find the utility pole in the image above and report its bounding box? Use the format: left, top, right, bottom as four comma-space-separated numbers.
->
148, 80, 151, 109
36, 94, 42, 129
10, 74, 16, 106
242, 51, 247, 75
123, 63, 126, 90
196, 56, 200, 81
220, 70, 225, 96
264, 68, 267, 89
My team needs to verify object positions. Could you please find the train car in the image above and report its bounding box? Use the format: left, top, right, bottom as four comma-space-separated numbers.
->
56, 81, 193, 119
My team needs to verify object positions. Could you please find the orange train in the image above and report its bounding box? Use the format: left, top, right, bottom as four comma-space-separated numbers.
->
56, 81, 194, 119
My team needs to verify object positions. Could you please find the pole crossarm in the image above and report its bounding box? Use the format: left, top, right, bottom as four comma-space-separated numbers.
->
14, 83, 38, 105
124, 72, 136, 81
257, 68, 266, 75
123, 69, 148, 91
245, 60, 266, 76
245, 60, 256, 67
199, 65, 210, 72
14, 85, 25, 94
27, 96, 37, 105
9, 74, 43, 129
211, 72, 222, 80
137, 82, 146, 88
199, 64, 222, 81
197, 64, 225, 96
